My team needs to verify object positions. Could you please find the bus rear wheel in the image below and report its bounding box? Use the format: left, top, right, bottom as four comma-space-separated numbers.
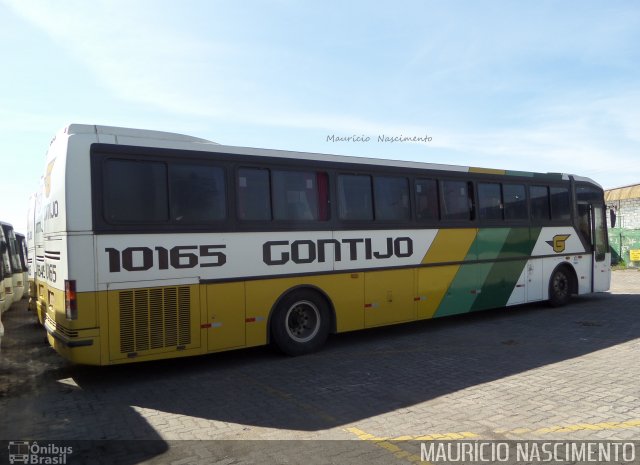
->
548, 266, 572, 307
271, 290, 330, 356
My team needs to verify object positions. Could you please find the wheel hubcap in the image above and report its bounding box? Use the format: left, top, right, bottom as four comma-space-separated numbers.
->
285, 300, 320, 343
553, 273, 568, 297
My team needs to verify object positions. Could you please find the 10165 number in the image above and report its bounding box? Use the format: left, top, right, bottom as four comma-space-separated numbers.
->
105, 245, 226, 272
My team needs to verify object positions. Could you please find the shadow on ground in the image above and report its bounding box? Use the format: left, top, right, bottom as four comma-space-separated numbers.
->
2, 289, 638, 444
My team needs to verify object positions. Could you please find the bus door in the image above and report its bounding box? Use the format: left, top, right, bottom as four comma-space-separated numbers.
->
577, 202, 611, 292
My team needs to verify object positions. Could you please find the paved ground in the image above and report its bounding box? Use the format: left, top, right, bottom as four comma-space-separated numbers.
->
1, 270, 639, 464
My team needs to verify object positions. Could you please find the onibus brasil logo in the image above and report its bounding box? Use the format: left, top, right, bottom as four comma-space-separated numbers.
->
8, 441, 73, 464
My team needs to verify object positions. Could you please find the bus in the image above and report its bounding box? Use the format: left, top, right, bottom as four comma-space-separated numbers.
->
30, 185, 47, 324
26, 188, 46, 323
1, 222, 25, 304
26, 193, 37, 312
0, 223, 17, 312
16, 233, 29, 300
0, 237, 7, 313
40, 124, 610, 365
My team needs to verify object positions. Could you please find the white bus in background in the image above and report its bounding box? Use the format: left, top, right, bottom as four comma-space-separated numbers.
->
28, 186, 46, 323
0, 240, 7, 313
27, 193, 37, 310
32, 183, 46, 324
0, 278, 4, 347
0, 222, 25, 305
0, 225, 14, 312
16, 233, 29, 300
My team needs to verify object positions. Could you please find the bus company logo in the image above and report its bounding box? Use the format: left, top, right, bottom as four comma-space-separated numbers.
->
8, 441, 73, 464
546, 234, 571, 253
44, 159, 56, 198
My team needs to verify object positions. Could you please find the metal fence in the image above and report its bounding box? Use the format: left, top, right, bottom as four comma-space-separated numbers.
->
609, 228, 640, 267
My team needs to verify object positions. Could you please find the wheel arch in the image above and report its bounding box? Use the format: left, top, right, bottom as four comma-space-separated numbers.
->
550, 262, 579, 297
266, 284, 337, 344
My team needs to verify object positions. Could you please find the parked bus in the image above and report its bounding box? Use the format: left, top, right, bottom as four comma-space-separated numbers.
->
34, 185, 46, 323
26, 189, 45, 322
41, 124, 610, 365
16, 233, 29, 300
1, 223, 25, 304
26, 193, 36, 310
0, 223, 16, 312
0, 238, 7, 313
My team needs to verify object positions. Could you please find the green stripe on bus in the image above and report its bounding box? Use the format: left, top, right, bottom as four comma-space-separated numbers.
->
471, 227, 542, 311
470, 259, 527, 311
433, 227, 544, 317
506, 170, 535, 177
433, 262, 493, 317
505, 171, 564, 181
475, 228, 512, 260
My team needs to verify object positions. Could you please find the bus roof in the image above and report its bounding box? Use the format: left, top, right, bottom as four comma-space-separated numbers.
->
58, 124, 601, 186
62, 124, 218, 145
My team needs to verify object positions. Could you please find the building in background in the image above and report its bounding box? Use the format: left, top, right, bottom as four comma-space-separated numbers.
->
605, 183, 640, 267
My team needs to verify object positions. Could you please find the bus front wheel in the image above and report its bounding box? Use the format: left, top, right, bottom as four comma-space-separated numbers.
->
548, 266, 572, 307
271, 290, 330, 356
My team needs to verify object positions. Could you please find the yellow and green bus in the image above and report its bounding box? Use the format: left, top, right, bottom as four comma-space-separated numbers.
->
39, 124, 610, 365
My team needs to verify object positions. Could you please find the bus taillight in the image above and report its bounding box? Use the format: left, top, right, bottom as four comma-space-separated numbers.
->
65, 279, 77, 320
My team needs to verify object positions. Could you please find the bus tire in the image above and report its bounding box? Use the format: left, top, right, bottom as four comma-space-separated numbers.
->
271, 290, 330, 356
548, 266, 572, 307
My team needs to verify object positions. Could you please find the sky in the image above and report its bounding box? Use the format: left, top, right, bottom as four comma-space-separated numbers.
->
1, 0, 639, 234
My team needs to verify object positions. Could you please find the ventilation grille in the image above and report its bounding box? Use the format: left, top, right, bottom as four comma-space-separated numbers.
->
119, 287, 191, 354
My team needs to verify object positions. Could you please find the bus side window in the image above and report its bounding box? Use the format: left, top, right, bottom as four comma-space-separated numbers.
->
374, 176, 410, 221
530, 185, 550, 221
170, 164, 226, 223
478, 182, 503, 220
550, 186, 571, 221
272, 170, 328, 221
441, 180, 473, 221
503, 184, 527, 220
577, 204, 592, 248
103, 159, 168, 223
238, 168, 271, 221
338, 174, 373, 221
415, 179, 438, 221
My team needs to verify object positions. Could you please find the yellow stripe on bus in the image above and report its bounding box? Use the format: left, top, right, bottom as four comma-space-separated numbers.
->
421, 229, 477, 264
469, 167, 506, 175
416, 229, 477, 319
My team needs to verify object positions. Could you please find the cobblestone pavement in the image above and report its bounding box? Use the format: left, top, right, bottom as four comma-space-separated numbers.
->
1, 270, 639, 463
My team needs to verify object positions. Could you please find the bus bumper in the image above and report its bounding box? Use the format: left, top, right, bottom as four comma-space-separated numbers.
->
44, 316, 101, 365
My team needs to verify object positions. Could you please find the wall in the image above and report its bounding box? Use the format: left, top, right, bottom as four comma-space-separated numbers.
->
607, 198, 640, 229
